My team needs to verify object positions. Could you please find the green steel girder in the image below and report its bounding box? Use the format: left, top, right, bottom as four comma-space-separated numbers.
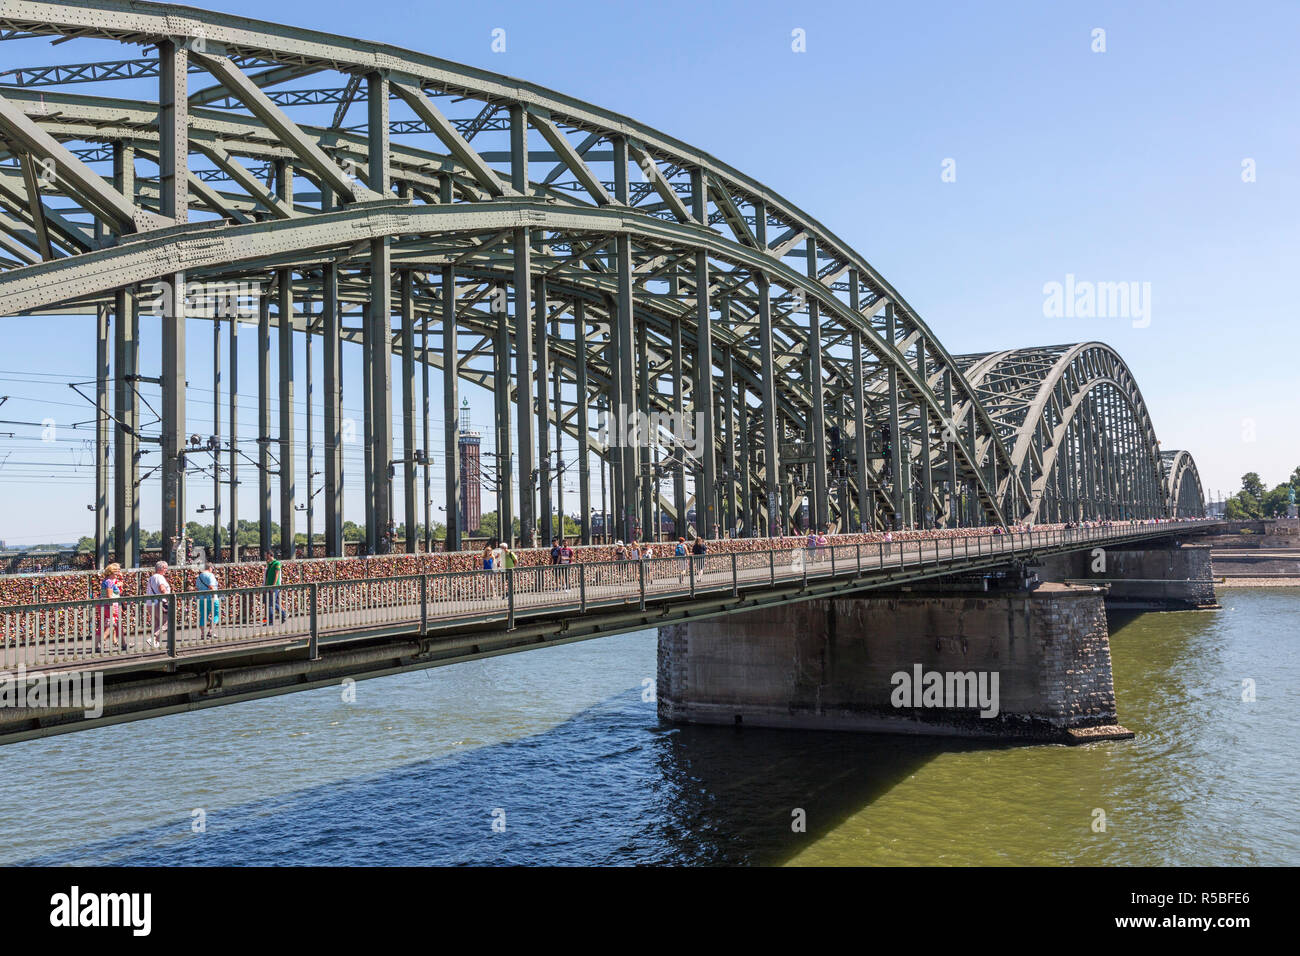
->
0, 0, 1207, 544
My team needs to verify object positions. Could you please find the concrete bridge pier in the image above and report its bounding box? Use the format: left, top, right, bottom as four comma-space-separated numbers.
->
657, 583, 1133, 745
1037, 542, 1218, 610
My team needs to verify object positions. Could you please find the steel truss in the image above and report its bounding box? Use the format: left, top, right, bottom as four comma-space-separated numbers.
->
1161, 449, 1205, 519
0, 0, 1205, 564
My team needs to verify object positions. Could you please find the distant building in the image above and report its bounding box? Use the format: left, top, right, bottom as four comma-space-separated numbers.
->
457, 399, 482, 535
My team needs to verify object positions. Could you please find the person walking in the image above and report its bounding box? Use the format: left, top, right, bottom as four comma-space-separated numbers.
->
263, 549, 287, 625
195, 561, 221, 640
145, 560, 170, 649
482, 539, 500, 598
97, 562, 123, 652
499, 539, 517, 595
674, 536, 688, 583
816, 529, 829, 564
691, 535, 707, 578
555, 537, 575, 588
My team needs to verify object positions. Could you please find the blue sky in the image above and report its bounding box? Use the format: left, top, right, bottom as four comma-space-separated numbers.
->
1, 0, 1297, 543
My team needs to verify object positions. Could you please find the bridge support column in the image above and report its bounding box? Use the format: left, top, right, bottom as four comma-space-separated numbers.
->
1039, 542, 1218, 610
657, 583, 1133, 744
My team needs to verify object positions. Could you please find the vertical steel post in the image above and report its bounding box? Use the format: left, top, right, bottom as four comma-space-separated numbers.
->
277, 261, 294, 559
510, 105, 534, 548
737, 378, 751, 536
368, 72, 393, 551
575, 299, 591, 545
536, 276, 551, 545
885, 304, 904, 529
637, 314, 652, 539
276, 160, 295, 559
610, 138, 638, 544
401, 270, 417, 552
806, 237, 828, 531
213, 312, 221, 560
722, 349, 736, 536
754, 200, 779, 536
670, 310, 685, 537
513, 227, 534, 548
258, 288, 272, 556
917, 337, 932, 529
422, 303, 432, 553
305, 298, 314, 555
944, 369, 957, 528
158, 39, 188, 558
229, 290, 239, 562
442, 264, 460, 552
552, 305, 564, 540
849, 278, 869, 532
112, 143, 139, 568
691, 168, 716, 540
493, 282, 513, 540
322, 261, 342, 556
95, 301, 109, 567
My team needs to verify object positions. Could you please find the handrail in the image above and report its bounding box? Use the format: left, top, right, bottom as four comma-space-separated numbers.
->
0, 521, 1214, 672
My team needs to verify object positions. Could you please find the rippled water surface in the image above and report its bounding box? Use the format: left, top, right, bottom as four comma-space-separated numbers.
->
2, 587, 1296, 865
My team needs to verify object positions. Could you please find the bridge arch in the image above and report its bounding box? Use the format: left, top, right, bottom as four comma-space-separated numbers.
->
1162, 450, 1206, 518
952, 343, 1175, 522
0, 0, 1200, 560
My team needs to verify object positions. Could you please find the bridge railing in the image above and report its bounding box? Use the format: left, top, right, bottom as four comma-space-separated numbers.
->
0, 521, 1212, 673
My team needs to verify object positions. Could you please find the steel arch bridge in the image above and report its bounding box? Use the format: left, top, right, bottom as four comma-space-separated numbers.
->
0, 0, 1205, 565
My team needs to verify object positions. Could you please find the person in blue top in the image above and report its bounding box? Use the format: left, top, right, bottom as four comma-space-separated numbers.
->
195, 561, 221, 640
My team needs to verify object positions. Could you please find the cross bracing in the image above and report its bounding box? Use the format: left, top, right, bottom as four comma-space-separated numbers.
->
0, 0, 1204, 565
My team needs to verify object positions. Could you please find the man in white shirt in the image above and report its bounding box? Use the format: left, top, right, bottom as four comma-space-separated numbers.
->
145, 560, 170, 649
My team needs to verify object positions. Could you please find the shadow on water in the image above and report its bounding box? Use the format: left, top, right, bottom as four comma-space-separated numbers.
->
651, 721, 1017, 865
17, 687, 1014, 867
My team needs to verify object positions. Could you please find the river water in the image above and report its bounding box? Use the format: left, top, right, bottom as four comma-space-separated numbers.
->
3, 587, 1297, 866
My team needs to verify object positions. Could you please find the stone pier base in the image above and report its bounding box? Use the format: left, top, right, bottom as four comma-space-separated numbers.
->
1038, 543, 1219, 610
657, 584, 1132, 745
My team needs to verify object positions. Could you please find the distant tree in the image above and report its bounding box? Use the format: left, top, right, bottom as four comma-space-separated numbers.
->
1262, 483, 1294, 518
475, 512, 522, 543
1226, 492, 1262, 520
1241, 472, 1266, 499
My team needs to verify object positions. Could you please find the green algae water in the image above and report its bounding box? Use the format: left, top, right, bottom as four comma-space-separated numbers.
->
2, 587, 1296, 866
785, 587, 1300, 866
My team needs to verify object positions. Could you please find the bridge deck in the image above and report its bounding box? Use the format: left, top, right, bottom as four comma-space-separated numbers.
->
1, 522, 1215, 680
